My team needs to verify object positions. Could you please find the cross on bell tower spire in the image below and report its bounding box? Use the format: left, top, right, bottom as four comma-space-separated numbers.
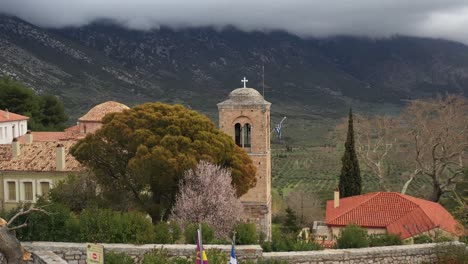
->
241, 77, 248, 88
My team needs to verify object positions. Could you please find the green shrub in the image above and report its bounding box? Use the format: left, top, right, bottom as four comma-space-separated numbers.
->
206, 249, 228, 264
242, 259, 288, 264
104, 251, 133, 264
169, 221, 182, 242
368, 233, 403, 247
184, 223, 214, 244
235, 223, 259, 245
142, 248, 191, 264
261, 225, 321, 252
291, 241, 322, 251
336, 224, 369, 249
79, 208, 155, 243
7, 201, 80, 242
154, 222, 172, 244
413, 234, 433, 244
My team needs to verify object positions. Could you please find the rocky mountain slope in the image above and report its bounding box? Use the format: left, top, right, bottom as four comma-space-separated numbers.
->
1, 15, 468, 144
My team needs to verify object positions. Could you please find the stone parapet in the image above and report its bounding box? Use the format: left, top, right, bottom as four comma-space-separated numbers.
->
23, 241, 466, 264
23, 242, 262, 263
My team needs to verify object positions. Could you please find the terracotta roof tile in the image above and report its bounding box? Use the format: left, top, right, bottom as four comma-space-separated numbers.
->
0, 110, 29, 122
326, 192, 461, 239
0, 141, 82, 172
78, 101, 129, 122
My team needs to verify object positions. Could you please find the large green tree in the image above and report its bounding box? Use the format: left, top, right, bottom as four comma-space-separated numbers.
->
0, 77, 68, 130
71, 102, 256, 222
338, 108, 362, 198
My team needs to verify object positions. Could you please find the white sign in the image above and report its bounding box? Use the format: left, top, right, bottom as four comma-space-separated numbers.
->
86, 243, 104, 264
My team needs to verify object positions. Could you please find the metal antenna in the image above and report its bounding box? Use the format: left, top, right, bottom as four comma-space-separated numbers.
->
262, 64, 265, 98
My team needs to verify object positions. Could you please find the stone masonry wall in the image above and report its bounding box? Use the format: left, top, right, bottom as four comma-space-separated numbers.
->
22, 242, 262, 263
23, 242, 466, 264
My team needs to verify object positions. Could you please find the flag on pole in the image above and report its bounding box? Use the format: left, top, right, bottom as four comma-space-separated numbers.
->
229, 241, 237, 264
275, 117, 287, 140
196, 227, 209, 264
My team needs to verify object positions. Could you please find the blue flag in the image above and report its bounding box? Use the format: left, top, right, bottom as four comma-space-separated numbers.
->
229, 242, 237, 264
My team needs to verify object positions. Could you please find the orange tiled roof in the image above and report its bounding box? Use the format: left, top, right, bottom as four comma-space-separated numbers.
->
326, 192, 461, 239
78, 101, 129, 122
0, 141, 82, 172
0, 110, 29, 122
17, 132, 68, 142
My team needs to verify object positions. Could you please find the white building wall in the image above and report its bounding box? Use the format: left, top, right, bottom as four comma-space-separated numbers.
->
0, 120, 28, 144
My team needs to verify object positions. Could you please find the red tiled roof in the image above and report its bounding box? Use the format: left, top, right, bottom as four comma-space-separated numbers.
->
18, 132, 68, 142
78, 101, 129, 122
0, 110, 29, 122
326, 192, 461, 239
0, 140, 82, 172
65, 125, 79, 132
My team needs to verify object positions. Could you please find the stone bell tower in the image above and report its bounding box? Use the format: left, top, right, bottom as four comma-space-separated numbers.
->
217, 78, 272, 239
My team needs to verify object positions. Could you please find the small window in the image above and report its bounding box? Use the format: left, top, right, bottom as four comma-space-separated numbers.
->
235, 123, 242, 147
40, 182, 50, 199
0, 127, 2, 139
8, 182, 16, 201
243, 124, 251, 147
24, 182, 33, 201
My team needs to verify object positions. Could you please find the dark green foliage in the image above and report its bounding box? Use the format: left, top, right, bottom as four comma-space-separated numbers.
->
71, 102, 256, 222
206, 249, 228, 264
104, 251, 133, 264
368, 233, 403, 247
78, 208, 155, 243
142, 248, 192, 264
234, 222, 259, 245
154, 222, 181, 244
0, 77, 68, 131
243, 259, 289, 264
338, 108, 362, 198
5, 202, 160, 243
184, 223, 215, 244
261, 225, 321, 252
49, 174, 106, 213
336, 224, 369, 249
284, 207, 300, 233
7, 200, 80, 242
413, 234, 433, 244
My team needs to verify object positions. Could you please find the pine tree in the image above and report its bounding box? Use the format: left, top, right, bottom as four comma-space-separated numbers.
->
339, 108, 362, 197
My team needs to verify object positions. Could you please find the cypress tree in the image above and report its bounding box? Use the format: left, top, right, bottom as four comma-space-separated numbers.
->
339, 108, 362, 197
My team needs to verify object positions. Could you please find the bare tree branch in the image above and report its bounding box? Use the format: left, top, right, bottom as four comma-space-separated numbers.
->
7, 207, 49, 227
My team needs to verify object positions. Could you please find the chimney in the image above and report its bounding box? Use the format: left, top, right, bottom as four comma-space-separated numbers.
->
334, 186, 340, 208
12, 138, 20, 157
5, 109, 9, 119
56, 144, 66, 171
25, 130, 33, 144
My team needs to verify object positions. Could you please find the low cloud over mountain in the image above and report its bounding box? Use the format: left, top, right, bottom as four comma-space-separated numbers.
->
2, 0, 468, 44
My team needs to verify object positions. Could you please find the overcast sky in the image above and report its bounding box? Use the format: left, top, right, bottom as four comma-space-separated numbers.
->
2, 0, 468, 44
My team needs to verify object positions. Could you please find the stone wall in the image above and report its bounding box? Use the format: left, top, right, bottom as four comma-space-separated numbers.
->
23, 242, 262, 263
23, 241, 466, 264
263, 242, 467, 264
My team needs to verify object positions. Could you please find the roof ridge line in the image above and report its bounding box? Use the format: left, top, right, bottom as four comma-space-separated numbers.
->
394, 193, 437, 229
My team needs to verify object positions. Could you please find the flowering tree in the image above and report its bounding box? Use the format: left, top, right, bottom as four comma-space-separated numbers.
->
170, 161, 243, 238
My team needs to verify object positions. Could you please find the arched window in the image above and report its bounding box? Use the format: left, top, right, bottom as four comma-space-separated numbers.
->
235, 123, 242, 147
243, 123, 251, 147
234, 123, 252, 148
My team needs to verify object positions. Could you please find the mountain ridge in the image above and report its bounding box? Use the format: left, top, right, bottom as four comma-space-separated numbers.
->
1, 15, 468, 145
